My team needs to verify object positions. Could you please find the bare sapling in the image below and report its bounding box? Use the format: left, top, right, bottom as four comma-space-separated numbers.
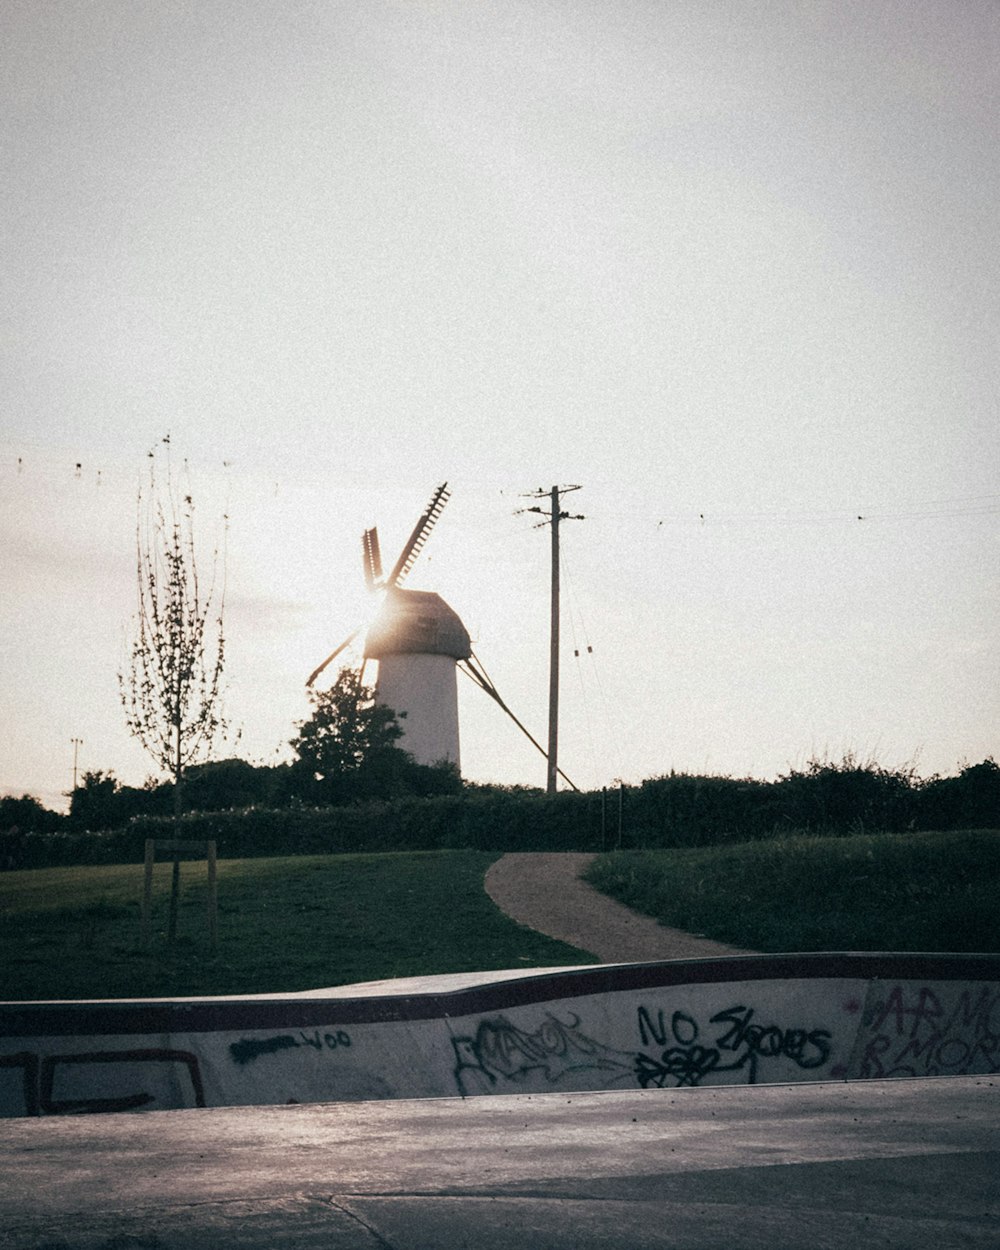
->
120, 438, 226, 943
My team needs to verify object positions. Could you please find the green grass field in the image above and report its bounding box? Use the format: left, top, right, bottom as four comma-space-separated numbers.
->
3, 831, 997, 1002
585, 828, 1000, 953
0, 849, 593, 1000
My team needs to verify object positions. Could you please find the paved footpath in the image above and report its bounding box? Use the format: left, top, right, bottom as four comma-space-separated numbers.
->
485, 851, 753, 962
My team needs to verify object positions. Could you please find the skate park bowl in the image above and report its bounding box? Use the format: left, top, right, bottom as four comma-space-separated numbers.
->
3, 951, 999, 1115
3, 952, 999, 1249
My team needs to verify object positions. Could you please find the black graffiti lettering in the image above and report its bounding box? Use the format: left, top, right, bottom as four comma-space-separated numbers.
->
859, 984, 1000, 1079
230, 1035, 301, 1065
476, 1013, 580, 1076
711, 1005, 752, 1052
0, 1051, 40, 1117
637, 1006, 701, 1048
868, 986, 944, 1039
746, 1024, 784, 1058
860, 1033, 892, 1079
782, 1029, 808, 1062
635, 1046, 721, 1089
634, 1004, 833, 1088
710, 1006, 832, 1072
939, 987, 1000, 1043
799, 1030, 832, 1068
230, 1029, 352, 1065
672, 1012, 699, 1045
638, 1006, 667, 1047
453, 1013, 635, 1095
936, 1039, 970, 1068
39, 1049, 204, 1114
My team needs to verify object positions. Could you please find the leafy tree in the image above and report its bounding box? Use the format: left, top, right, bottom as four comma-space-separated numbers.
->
68, 770, 120, 831
0, 793, 62, 833
0, 793, 63, 871
183, 758, 282, 811
119, 439, 227, 820
291, 668, 410, 802
67, 770, 167, 830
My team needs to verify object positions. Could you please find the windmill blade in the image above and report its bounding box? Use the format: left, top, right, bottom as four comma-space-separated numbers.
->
306, 625, 363, 687
362, 527, 383, 590
385, 482, 450, 588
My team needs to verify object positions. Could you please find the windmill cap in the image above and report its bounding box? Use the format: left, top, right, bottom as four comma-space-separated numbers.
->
364, 588, 472, 660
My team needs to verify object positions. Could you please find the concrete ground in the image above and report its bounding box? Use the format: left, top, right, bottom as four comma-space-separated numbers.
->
3, 1076, 998, 1248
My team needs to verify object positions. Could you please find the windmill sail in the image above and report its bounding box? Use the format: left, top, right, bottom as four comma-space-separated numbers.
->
307, 483, 450, 689
385, 482, 450, 588
362, 527, 383, 590
306, 625, 364, 688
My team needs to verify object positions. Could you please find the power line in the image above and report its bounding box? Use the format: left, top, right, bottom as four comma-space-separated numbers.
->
650, 494, 1000, 528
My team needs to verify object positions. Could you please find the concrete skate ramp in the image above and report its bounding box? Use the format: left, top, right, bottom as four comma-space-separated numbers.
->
4, 1077, 998, 1249
2, 952, 998, 1117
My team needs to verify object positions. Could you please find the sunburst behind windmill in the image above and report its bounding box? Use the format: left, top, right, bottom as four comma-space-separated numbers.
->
307, 483, 471, 769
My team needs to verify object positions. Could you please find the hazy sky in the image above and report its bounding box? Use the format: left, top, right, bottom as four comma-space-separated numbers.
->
3, 0, 998, 809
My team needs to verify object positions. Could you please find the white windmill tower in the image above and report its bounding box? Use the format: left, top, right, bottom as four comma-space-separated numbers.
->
307, 484, 471, 770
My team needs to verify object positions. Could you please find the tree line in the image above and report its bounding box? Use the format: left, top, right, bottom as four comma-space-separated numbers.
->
1, 754, 996, 863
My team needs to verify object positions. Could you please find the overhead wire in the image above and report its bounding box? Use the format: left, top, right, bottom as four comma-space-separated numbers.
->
7, 441, 997, 529
560, 542, 628, 786
650, 493, 1000, 528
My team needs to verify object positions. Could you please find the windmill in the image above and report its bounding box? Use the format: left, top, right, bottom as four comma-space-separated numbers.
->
307, 483, 578, 787
307, 484, 471, 769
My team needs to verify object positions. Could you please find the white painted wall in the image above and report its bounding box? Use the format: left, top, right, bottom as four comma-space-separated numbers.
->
375, 653, 461, 769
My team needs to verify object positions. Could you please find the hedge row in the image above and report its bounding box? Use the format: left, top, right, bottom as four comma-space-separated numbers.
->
2, 758, 997, 871
1, 791, 603, 870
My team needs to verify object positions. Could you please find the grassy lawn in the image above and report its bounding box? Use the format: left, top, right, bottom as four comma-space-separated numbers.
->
5, 831, 998, 1002
585, 828, 1000, 953
1, 849, 593, 1000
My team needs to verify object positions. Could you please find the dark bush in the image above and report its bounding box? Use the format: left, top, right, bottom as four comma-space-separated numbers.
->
775, 754, 919, 834
916, 758, 1000, 830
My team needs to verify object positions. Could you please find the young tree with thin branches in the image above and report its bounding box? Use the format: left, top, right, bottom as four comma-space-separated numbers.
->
119, 440, 227, 939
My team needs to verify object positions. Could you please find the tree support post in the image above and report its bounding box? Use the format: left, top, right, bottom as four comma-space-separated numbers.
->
142, 839, 218, 950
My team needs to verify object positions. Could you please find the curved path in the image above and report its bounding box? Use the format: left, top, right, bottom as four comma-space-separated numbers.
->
485, 852, 754, 963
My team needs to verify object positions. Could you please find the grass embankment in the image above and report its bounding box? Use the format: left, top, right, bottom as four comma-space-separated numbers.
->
585, 828, 1000, 953
1, 850, 592, 1000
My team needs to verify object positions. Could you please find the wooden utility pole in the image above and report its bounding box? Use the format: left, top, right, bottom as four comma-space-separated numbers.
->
523, 485, 584, 795
548, 487, 560, 796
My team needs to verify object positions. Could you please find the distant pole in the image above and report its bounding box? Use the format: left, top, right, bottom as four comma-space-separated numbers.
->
70, 738, 83, 791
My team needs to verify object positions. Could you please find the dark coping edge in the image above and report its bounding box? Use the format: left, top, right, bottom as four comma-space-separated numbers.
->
3, 952, 999, 1037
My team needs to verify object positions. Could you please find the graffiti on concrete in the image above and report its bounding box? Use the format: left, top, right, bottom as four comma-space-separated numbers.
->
1, 1048, 204, 1116
0, 1052, 39, 1117
635, 1004, 833, 1087
230, 1029, 352, 1066
859, 984, 1000, 1079
452, 1012, 634, 1096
